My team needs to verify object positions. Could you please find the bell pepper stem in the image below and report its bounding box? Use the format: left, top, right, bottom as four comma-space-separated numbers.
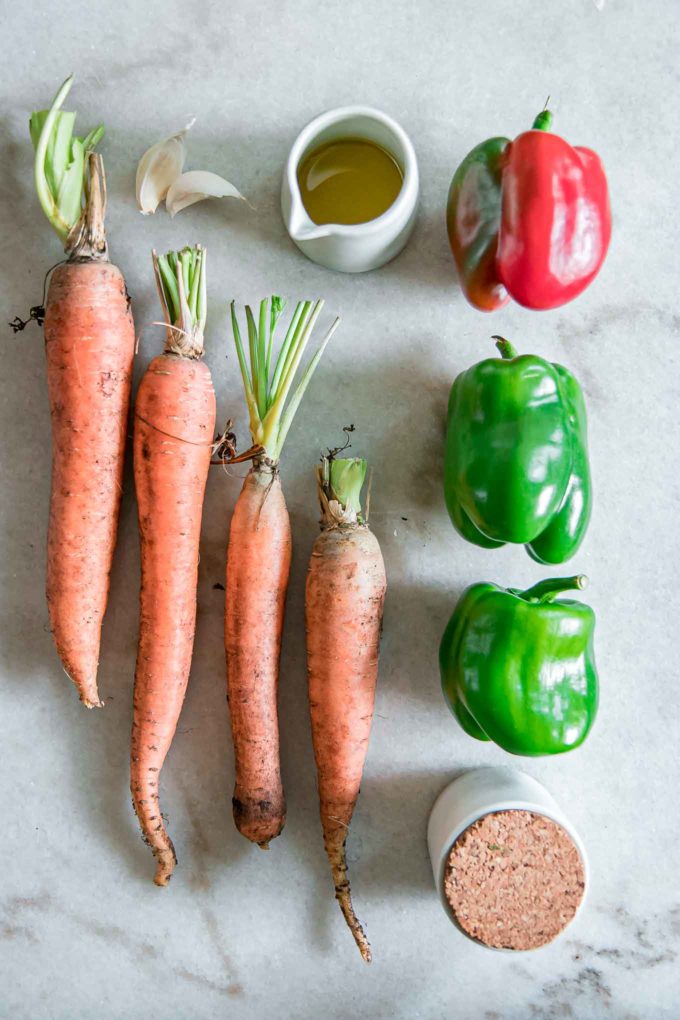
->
532, 110, 553, 132
519, 575, 588, 603
492, 336, 518, 360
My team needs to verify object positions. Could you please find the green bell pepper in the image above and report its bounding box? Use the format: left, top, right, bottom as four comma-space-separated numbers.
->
444, 337, 592, 564
439, 576, 599, 756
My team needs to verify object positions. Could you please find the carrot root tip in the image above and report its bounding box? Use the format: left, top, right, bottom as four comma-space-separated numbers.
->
153, 848, 177, 887
333, 865, 372, 962
338, 898, 372, 963
63, 667, 103, 708
81, 695, 104, 709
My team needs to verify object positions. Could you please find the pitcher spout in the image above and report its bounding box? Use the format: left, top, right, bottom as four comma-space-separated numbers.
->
294, 223, 332, 241
289, 209, 330, 241
284, 190, 328, 240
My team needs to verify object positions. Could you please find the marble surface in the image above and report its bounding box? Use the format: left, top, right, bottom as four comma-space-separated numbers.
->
1, 1, 679, 1017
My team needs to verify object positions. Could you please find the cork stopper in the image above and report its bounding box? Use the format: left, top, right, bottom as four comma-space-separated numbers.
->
444, 810, 585, 950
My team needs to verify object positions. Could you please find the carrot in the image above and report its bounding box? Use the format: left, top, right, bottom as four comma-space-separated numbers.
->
131, 246, 216, 885
29, 76, 134, 707
306, 454, 387, 962
226, 298, 339, 846
225, 466, 291, 845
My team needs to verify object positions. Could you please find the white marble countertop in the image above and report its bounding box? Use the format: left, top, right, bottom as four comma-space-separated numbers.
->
2, 1, 679, 1017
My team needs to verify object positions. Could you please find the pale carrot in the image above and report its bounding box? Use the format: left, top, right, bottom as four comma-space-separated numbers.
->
131, 246, 216, 885
306, 455, 387, 962
225, 298, 339, 846
28, 76, 135, 707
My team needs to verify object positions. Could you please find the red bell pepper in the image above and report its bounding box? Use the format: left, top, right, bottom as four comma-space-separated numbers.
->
447, 111, 611, 312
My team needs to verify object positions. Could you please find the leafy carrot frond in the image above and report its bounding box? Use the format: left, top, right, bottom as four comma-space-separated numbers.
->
265, 295, 285, 383
230, 297, 339, 461
316, 455, 368, 526
30, 75, 104, 244
329, 458, 367, 516
231, 301, 260, 440
153, 245, 207, 358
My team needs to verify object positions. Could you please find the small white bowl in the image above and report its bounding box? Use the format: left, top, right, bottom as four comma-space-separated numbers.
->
281, 105, 420, 273
427, 767, 589, 951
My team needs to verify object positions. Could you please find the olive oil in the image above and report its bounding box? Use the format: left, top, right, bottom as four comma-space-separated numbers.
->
297, 137, 403, 226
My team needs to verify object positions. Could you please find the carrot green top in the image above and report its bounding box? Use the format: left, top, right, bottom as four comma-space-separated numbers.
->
153, 245, 207, 359
30, 75, 105, 252
329, 458, 367, 515
230, 297, 340, 463
316, 456, 368, 526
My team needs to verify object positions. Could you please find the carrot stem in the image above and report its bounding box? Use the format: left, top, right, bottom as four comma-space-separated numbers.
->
329, 458, 367, 516
258, 299, 268, 415
273, 302, 314, 398
269, 301, 308, 397
275, 317, 340, 452
154, 245, 206, 358
30, 75, 104, 247
230, 297, 339, 461
246, 305, 262, 416
265, 296, 284, 385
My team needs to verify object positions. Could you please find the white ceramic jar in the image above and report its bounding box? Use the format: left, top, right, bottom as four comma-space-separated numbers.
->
281, 106, 419, 273
427, 767, 589, 950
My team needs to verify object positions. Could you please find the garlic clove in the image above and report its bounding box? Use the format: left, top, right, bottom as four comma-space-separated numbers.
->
135, 120, 195, 215
165, 170, 246, 217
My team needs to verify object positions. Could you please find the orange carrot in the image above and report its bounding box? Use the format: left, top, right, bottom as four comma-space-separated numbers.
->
131, 246, 215, 885
45, 258, 134, 707
29, 77, 134, 707
306, 455, 386, 962
226, 298, 339, 846
225, 466, 291, 845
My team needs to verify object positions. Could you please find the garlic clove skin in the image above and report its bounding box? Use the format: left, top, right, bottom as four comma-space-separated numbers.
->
135, 120, 195, 215
165, 170, 246, 217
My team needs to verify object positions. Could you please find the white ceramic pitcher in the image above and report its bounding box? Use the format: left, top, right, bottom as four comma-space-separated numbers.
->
281, 106, 419, 273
